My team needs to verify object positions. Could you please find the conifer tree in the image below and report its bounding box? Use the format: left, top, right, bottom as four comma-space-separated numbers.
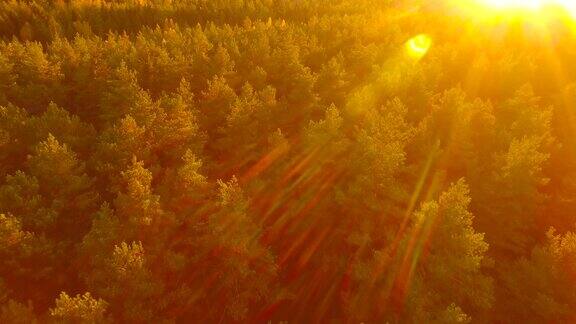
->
50, 292, 108, 324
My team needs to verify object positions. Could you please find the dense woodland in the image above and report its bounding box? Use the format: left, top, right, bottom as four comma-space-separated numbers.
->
0, 0, 575, 322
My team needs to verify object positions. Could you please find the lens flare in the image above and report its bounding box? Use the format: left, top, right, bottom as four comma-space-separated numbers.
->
406, 34, 432, 59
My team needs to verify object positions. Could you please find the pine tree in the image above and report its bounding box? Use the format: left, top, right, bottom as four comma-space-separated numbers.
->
50, 292, 108, 324
176, 176, 278, 321
402, 180, 493, 322
28, 134, 99, 239
99, 63, 156, 126
497, 228, 576, 323
114, 158, 163, 228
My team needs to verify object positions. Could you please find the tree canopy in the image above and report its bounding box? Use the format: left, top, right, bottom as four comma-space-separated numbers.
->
0, 0, 575, 322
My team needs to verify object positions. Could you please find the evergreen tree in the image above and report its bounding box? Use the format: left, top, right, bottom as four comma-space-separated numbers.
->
50, 292, 108, 324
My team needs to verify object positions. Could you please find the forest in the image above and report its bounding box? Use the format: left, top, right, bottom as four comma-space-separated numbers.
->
0, 0, 575, 322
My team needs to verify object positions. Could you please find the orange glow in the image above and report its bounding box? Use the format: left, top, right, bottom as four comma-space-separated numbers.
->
4, 0, 576, 322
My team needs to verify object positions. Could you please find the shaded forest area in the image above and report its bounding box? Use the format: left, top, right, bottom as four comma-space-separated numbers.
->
0, 0, 576, 322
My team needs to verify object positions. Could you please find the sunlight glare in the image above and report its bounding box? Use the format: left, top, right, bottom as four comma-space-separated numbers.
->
478, 0, 576, 17
482, 0, 542, 10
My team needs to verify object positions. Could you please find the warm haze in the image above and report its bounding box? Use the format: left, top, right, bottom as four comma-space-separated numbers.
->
0, 0, 575, 323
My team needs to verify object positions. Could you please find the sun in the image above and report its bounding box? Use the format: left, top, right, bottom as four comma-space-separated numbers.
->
478, 0, 576, 15
481, 0, 543, 10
